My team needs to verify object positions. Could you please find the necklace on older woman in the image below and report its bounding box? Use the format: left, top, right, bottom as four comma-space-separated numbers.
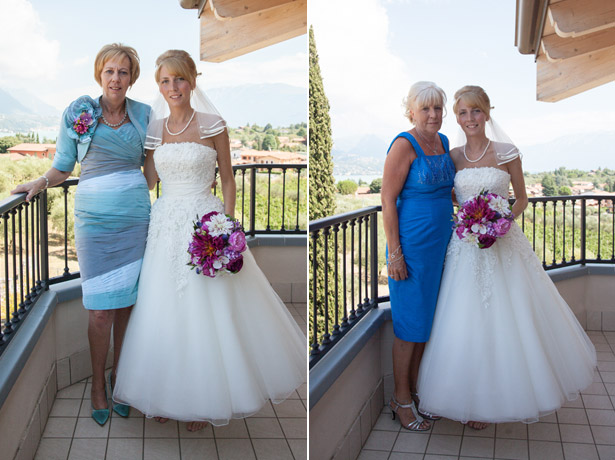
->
101, 101, 127, 127
415, 129, 439, 155
463, 139, 491, 163
166, 110, 196, 136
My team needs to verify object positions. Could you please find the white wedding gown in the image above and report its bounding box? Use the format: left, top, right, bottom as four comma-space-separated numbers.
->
113, 142, 306, 425
417, 167, 596, 423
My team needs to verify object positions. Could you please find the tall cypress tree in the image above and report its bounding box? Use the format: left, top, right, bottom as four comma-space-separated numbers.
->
309, 26, 338, 351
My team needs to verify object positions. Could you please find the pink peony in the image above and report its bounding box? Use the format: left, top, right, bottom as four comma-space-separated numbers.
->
493, 218, 512, 237
228, 230, 246, 252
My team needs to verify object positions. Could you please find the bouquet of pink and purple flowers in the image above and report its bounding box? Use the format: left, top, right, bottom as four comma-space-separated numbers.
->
453, 190, 514, 249
187, 211, 247, 277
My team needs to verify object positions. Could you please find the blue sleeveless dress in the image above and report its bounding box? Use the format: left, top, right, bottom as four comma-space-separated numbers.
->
387, 132, 455, 342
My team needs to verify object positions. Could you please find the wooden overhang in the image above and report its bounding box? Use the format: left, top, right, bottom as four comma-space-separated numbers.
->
515, 0, 615, 102
179, 0, 307, 62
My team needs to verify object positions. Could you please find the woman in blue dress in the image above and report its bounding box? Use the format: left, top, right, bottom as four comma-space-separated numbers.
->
381, 81, 455, 431
12, 43, 150, 426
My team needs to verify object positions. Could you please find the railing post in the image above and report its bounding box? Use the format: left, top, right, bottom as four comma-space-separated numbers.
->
580, 198, 586, 264
249, 167, 256, 236
39, 190, 49, 287
370, 212, 378, 307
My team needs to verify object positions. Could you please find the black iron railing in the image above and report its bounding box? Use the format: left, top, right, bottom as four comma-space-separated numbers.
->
0, 163, 306, 357
309, 195, 615, 368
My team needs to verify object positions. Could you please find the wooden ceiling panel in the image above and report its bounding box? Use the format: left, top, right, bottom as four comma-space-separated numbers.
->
549, 0, 615, 38
542, 28, 615, 61
209, 0, 291, 19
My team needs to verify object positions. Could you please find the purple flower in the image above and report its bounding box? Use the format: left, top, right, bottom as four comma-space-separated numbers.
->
226, 256, 243, 273
228, 230, 246, 252
493, 218, 512, 237
478, 234, 497, 249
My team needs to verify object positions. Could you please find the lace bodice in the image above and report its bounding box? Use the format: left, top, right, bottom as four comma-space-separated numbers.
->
147, 142, 225, 292
454, 167, 510, 203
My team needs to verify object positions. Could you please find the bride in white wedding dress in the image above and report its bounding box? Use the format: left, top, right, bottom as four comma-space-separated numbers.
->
416, 86, 596, 429
113, 50, 306, 431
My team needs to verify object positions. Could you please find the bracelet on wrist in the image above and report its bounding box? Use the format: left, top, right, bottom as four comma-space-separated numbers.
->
39, 175, 49, 189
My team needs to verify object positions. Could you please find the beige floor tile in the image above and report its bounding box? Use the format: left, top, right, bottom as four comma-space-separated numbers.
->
356, 450, 389, 460
144, 417, 179, 437
273, 399, 306, 418
559, 424, 595, 444
591, 425, 615, 444
583, 395, 613, 410
528, 440, 564, 460
79, 399, 92, 417
528, 422, 561, 441
362, 430, 397, 451
34, 438, 71, 460
214, 419, 249, 439
596, 352, 615, 362
106, 438, 143, 460
601, 372, 615, 383
296, 383, 307, 400
598, 361, 615, 372
373, 413, 401, 432
423, 454, 458, 459
496, 423, 528, 440
605, 384, 615, 396
557, 408, 589, 425
49, 398, 81, 417
587, 409, 615, 426
594, 343, 613, 352
494, 438, 529, 460
178, 421, 214, 438
252, 439, 294, 459
180, 438, 218, 460
287, 439, 306, 460
583, 382, 608, 396
216, 438, 257, 460
432, 419, 464, 436
597, 444, 615, 460
144, 438, 180, 460
464, 422, 496, 438
563, 397, 585, 409
42, 417, 77, 438
391, 432, 429, 453
540, 412, 558, 423
388, 453, 423, 460
108, 416, 144, 438
252, 401, 275, 418
56, 382, 86, 399
460, 436, 494, 457
279, 418, 306, 439
425, 434, 461, 456
246, 417, 284, 438
74, 417, 110, 438
562, 442, 599, 460
68, 438, 107, 460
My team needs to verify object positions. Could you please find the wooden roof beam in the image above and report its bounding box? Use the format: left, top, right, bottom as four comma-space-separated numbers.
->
541, 28, 615, 61
209, 0, 291, 19
549, 0, 615, 38
536, 46, 615, 101
200, 0, 306, 62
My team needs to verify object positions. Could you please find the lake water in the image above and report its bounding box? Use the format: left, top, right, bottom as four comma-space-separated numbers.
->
0, 128, 59, 141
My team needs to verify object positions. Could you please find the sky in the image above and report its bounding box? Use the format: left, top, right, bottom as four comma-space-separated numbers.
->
0, 0, 307, 110
309, 0, 615, 155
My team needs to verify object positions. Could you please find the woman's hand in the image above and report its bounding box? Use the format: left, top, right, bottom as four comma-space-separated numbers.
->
11, 177, 47, 202
387, 254, 408, 281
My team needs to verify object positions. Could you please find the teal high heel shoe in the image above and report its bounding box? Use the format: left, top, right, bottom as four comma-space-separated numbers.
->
91, 380, 110, 426
108, 372, 130, 418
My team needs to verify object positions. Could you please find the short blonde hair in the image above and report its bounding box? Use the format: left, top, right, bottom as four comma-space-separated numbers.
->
453, 85, 491, 119
154, 50, 200, 87
403, 81, 447, 124
94, 43, 140, 87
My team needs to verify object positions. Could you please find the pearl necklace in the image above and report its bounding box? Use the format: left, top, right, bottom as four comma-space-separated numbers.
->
166, 110, 196, 136
463, 139, 491, 163
101, 102, 127, 127
415, 129, 438, 154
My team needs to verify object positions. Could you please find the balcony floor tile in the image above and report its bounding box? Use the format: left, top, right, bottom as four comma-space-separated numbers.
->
358, 333, 613, 460
33, 302, 306, 460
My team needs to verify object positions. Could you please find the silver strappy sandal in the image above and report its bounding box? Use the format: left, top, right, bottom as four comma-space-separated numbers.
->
389, 395, 431, 431
411, 392, 442, 421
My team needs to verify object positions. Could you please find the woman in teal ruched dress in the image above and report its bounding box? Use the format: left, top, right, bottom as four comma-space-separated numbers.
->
12, 43, 150, 427
381, 81, 455, 432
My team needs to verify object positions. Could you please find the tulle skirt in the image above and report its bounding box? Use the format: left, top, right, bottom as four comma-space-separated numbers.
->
417, 224, 597, 423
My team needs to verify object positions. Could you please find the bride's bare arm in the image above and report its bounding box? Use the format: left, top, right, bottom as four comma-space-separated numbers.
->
507, 157, 528, 218
214, 129, 236, 217
143, 149, 159, 190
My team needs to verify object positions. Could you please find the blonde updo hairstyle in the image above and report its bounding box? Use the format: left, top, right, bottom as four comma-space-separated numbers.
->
94, 43, 141, 87
403, 81, 447, 125
154, 50, 201, 88
453, 85, 492, 120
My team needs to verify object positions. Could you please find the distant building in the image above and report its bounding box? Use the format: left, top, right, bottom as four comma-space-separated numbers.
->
7, 143, 56, 159
234, 149, 306, 165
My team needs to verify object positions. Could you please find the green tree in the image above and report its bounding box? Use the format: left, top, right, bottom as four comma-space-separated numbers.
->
369, 178, 382, 193
559, 186, 572, 196
262, 134, 278, 151
541, 174, 556, 196
296, 127, 306, 137
309, 26, 338, 347
0, 136, 21, 153
337, 179, 358, 195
